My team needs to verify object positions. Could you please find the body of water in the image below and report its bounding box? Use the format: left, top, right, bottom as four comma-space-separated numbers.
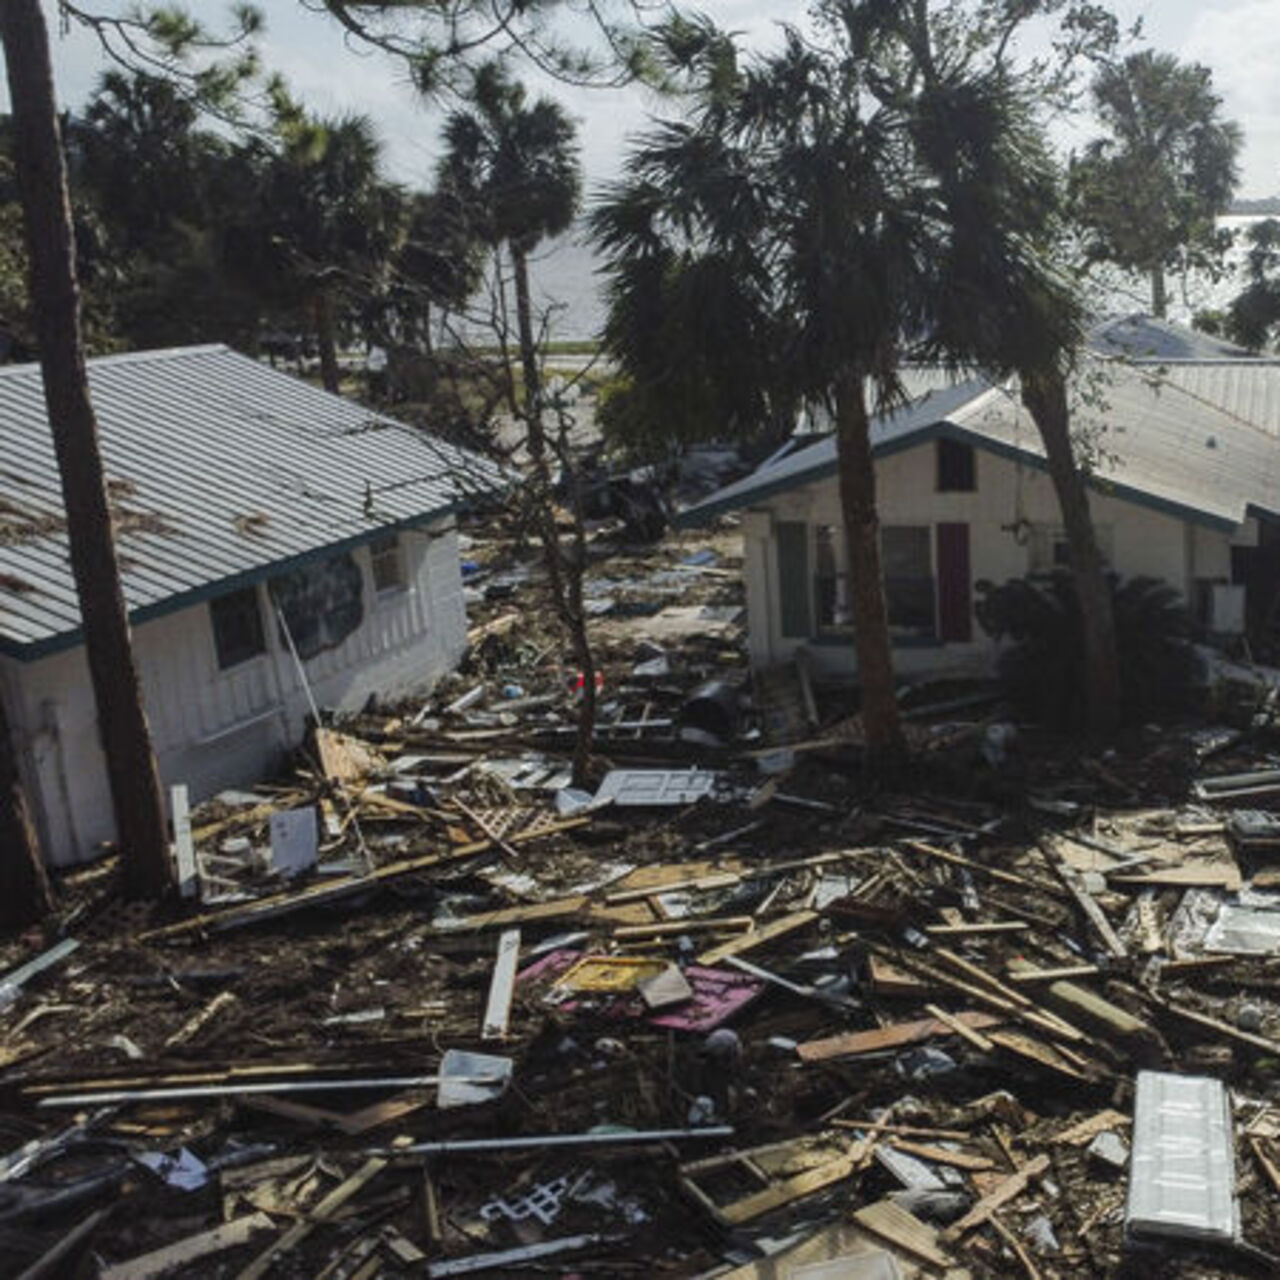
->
493, 214, 1280, 348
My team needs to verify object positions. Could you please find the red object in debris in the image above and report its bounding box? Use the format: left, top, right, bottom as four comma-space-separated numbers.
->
572, 670, 605, 693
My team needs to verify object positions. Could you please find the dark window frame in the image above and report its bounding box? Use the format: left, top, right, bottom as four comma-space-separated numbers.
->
936, 438, 976, 493
210, 586, 266, 670
370, 534, 405, 595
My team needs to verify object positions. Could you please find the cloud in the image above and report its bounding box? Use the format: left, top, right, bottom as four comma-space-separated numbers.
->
1182, 1, 1280, 195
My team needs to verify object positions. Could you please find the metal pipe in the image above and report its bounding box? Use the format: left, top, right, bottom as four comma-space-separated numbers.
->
374, 1125, 734, 1156
36, 1074, 506, 1108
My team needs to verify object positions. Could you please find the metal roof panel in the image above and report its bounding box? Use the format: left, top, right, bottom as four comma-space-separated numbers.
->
0, 346, 504, 654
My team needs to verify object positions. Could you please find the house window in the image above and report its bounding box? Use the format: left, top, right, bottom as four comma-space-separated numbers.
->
936, 439, 976, 492
814, 524, 852, 634
882, 525, 936, 637
370, 534, 405, 594
210, 586, 266, 669
1030, 525, 1114, 574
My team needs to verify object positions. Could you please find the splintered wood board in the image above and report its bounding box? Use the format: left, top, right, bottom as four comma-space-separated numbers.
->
798, 1012, 1002, 1063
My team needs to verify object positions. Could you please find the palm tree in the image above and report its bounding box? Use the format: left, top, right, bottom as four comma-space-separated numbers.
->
903, 26, 1122, 732
438, 66, 600, 784
228, 109, 404, 392
438, 62, 581, 463
596, 24, 940, 759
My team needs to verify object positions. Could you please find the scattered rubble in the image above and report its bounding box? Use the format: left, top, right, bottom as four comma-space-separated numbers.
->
6, 524, 1280, 1276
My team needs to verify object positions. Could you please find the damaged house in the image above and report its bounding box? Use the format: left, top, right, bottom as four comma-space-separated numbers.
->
681, 316, 1280, 678
0, 344, 503, 866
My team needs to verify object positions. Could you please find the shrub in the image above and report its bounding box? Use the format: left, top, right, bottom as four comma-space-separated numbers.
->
974, 572, 1198, 728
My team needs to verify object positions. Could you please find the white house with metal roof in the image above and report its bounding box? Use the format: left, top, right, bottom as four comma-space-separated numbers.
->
0, 344, 504, 866
680, 317, 1280, 680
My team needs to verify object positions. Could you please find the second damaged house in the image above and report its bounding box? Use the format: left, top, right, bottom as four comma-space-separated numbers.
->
0, 344, 503, 867
682, 316, 1280, 678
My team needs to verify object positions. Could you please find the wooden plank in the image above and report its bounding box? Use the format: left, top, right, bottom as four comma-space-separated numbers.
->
885, 1138, 995, 1171
171, 784, 197, 899
904, 839, 1062, 895
139, 818, 590, 941
925, 921, 1029, 937
614, 916, 755, 940
1111, 863, 1242, 890
1051, 1110, 1130, 1146
1044, 852, 1128, 959
690, 1152, 857, 1226
832, 1120, 973, 1141
924, 1003, 996, 1052
236, 1157, 387, 1280
942, 1154, 1049, 1240
989, 1212, 1043, 1280
164, 990, 236, 1049
1153, 995, 1280, 1057
987, 1028, 1091, 1081
481, 929, 521, 1040
868, 955, 934, 997
101, 1214, 274, 1280
697, 911, 818, 965
798, 1011, 1002, 1063
1006, 965, 1101, 985
853, 1199, 954, 1270
17, 1207, 110, 1280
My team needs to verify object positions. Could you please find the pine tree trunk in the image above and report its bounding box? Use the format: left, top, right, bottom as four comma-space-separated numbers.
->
834, 369, 905, 760
315, 290, 341, 393
0, 692, 53, 931
1021, 367, 1122, 733
1149, 265, 1168, 319
512, 244, 543, 463
1, 0, 173, 898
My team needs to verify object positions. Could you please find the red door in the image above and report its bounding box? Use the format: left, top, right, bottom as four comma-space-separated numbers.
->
936, 523, 972, 643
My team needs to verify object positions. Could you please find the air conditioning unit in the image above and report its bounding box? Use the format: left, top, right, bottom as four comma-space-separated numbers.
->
1210, 583, 1246, 636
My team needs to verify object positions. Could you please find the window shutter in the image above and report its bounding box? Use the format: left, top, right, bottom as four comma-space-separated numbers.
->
776, 522, 811, 638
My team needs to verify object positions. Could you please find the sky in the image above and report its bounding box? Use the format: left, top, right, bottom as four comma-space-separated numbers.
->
19, 0, 1280, 200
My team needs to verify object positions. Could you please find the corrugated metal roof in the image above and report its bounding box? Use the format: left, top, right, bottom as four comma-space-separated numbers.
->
1091, 313, 1256, 360
1126, 1070, 1238, 1244
0, 345, 505, 656
680, 354, 1280, 531
680, 380, 993, 523
1141, 361, 1280, 438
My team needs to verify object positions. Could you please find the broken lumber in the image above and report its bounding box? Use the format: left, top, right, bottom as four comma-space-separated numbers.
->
942, 1154, 1050, 1240
1042, 848, 1128, 959
853, 1199, 954, 1271
797, 1011, 1002, 1063
885, 1138, 995, 1171
697, 911, 818, 965
138, 817, 589, 941
101, 1214, 273, 1280
904, 840, 1062, 895
236, 1157, 387, 1280
480, 929, 520, 1040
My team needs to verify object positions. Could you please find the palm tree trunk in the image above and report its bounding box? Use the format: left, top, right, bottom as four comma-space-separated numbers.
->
315, 290, 341, 393
1149, 264, 1168, 319
1021, 367, 1122, 733
0, 692, 53, 930
511, 244, 544, 463
834, 369, 905, 760
1, 0, 173, 899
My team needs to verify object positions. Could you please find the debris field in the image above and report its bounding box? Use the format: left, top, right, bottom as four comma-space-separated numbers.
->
5, 527, 1280, 1279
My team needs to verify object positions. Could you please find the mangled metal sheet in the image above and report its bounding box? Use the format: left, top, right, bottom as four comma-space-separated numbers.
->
1126, 1071, 1238, 1244
1203, 901, 1280, 956
594, 768, 725, 808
